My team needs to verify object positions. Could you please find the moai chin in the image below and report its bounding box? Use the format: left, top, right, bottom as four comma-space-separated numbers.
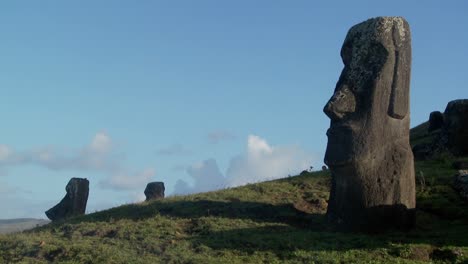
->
323, 17, 415, 231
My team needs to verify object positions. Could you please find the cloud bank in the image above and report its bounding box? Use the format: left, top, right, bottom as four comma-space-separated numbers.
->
174, 135, 315, 194
0, 132, 120, 173
0, 132, 155, 192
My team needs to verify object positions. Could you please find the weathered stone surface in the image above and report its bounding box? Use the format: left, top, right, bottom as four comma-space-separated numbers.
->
45, 178, 89, 221
323, 17, 415, 231
453, 170, 468, 200
144, 182, 165, 201
428, 111, 444, 132
443, 100, 468, 155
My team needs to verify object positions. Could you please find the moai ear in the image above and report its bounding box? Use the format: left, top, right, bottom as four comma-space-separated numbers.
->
388, 21, 411, 120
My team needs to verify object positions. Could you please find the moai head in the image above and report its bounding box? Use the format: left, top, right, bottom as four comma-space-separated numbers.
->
324, 17, 411, 166
323, 17, 415, 231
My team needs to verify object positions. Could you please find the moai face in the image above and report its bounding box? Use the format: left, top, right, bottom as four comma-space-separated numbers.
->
324, 17, 411, 167
323, 17, 415, 231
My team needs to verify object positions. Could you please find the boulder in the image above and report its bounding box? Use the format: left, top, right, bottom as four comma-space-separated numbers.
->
428, 111, 444, 132
443, 99, 468, 155
45, 178, 89, 221
323, 17, 415, 231
144, 182, 165, 201
453, 170, 468, 200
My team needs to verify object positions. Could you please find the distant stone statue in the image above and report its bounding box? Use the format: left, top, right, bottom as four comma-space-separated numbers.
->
428, 111, 444, 132
144, 182, 165, 201
323, 17, 415, 231
444, 99, 468, 155
45, 178, 89, 221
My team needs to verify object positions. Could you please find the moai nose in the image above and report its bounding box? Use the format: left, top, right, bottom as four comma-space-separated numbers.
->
323, 86, 356, 121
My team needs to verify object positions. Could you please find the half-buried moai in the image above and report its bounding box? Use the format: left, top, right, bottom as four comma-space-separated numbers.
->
45, 178, 89, 221
144, 182, 165, 201
323, 17, 415, 231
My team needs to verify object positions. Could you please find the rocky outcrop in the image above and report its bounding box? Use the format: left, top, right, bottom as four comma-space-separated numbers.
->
45, 178, 89, 221
323, 17, 415, 231
412, 99, 468, 159
144, 182, 165, 201
453, 170, 468, 200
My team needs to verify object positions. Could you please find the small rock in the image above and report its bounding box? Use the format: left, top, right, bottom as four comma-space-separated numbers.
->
144, 182, 165, 201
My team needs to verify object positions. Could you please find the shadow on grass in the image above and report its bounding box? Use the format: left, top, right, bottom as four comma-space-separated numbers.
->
187, 218, 468, 255
73, 199, 329, 231
64, 198, 468, 251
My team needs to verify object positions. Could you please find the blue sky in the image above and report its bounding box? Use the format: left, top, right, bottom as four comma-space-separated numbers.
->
0, 1, 466, 219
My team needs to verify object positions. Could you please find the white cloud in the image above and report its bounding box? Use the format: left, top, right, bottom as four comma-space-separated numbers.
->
0, 132, 120, 172
173, 135, 316, 195
99, 168, 156, 191
225, 135, 312, 187
173, 159, 225, 194
207, 130, 236, 144
0, 132, 153, 192
89, 132, 112, 154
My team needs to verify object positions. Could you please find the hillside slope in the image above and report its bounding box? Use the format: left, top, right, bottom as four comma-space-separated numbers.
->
1, 126, 468, 263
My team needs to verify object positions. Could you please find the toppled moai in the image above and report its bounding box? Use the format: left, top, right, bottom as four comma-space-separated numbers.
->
144, 182, 165, 201
45, 178, 89, 221
323, 17, 416, 231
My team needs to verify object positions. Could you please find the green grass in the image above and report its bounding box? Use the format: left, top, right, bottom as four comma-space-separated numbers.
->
1, 126, 468, 263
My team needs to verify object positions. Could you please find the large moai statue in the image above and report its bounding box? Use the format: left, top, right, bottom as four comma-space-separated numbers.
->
45, 178, 89, 221
323, 17, 415, 231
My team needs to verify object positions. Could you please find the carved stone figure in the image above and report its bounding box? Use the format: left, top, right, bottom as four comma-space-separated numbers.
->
45, 178, 89, 221
444, 99, 468, 155
428, 111, 444, 132
323, 17, 415, 231
144, 182, 165, 201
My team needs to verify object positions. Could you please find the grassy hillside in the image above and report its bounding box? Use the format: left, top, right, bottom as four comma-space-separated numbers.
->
0, 219, 49, 235
1, 126, 468, 263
